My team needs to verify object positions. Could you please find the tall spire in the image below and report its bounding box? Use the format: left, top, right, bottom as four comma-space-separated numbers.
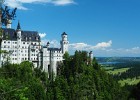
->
17, 20, 21, 30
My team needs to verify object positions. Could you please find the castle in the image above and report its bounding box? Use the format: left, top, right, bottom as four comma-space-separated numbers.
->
0, 20, 69, 76
0, 19, 93, 77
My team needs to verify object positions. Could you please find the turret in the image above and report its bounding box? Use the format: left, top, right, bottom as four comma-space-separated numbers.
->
61, 32, 69, 54
46, 42, 50, 48
89, 51, 93, 65
16, 21, 21, 39
89, 51, 93, 60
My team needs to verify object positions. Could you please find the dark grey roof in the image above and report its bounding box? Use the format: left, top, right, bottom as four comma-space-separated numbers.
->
2, 28, 40, 42
43, 46, 61, 51
62, 32, 67, 35
48, 48, 61, 51
17, 21, 21, 30
21, 30, 40, 42
2, 28, 17, 40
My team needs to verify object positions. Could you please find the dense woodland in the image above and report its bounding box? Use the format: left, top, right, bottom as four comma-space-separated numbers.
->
0, 51, 139, 100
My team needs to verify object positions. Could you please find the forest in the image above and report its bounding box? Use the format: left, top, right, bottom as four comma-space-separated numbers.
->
0, 51, 139, 100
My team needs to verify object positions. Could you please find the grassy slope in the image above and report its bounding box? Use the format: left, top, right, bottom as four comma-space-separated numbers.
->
119, 78, 140, 86
104, 67, 140, 86
107, 68, 129, 75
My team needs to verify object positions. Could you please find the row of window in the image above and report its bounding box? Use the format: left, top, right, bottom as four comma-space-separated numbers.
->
12, 50, 28, 53
44, 57, 61, 60
44, 54, 62, 57
4, 41, 17, 44
3, 41, 39, 45
44, 51, 62, 53
3, 45, 40, 49
12, 53, 38, 56
12, 54, 27, 56
12, 58, 38, 60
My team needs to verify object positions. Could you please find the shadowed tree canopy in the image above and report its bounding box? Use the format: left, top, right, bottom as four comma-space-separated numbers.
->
1, 5, 17, 26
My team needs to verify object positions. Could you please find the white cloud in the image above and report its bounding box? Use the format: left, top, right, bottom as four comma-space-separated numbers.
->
5, 0, 28, 10
98, 47, 140, 57
52, 0, 75, 5
39, 33, 46, 38
41, 39, 60, 47
4, 0, 75, 10
124, 47, 140, 54
69, 40, 112, 51
94, 40, 112, 49
69, 43, 90, 50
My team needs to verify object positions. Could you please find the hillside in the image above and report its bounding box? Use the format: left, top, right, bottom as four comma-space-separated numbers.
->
0, 51, 137, 100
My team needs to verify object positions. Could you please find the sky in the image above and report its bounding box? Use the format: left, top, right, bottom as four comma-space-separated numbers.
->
2, 0, 140, 57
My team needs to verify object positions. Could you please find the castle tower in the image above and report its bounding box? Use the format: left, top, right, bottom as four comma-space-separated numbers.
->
16, 21, 21, 39
89, 51, 93, 60
46, 42, 50, 48
16, 21, 22, 64
60, 32, 69, 54
89, 51, 93, 65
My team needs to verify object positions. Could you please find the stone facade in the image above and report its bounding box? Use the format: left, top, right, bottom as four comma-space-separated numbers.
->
0, 21, 69, 76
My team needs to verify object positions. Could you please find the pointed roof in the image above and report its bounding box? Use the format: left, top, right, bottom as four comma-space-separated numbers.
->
62, 32, 67, 35
17, 20, 21, 30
